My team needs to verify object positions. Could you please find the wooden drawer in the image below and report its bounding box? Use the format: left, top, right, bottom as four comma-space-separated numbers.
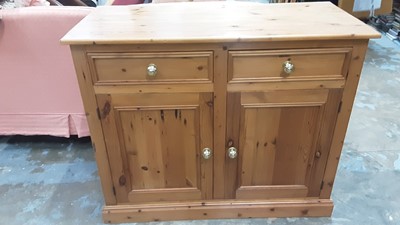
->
88, 51, 213, 84
228, 48, 351, 82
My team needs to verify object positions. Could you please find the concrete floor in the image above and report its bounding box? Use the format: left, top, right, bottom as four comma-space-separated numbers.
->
1, 36, 399, 225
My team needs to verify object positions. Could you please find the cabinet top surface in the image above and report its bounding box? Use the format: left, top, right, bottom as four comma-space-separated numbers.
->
61, 2, 380, 45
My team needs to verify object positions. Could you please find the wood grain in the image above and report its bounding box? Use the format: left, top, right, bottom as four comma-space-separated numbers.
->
212, 47, 228, 199
102, 199, 333, 223
272, 106, 320, 185
239, 107, 280, 186
320, 40, 369, 198
229, 48, 351, 81
65, 3, 375, 221
96, 94, 130, 203
128, 188, 201, 203
236, 185, 308, 199
70, 46, 117, 205
61, 2, 380, 45
97, 93, 213, 203
199, 93, 214, 199
224, 92, 241, 198
227, 80, 345, 92
94, 83, 213, 94
237, 91, 323, 187
306, 89, 343, 196
88, 51, 213, 84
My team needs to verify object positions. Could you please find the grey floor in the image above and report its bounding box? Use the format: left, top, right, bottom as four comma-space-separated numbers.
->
1, 36, 399, 225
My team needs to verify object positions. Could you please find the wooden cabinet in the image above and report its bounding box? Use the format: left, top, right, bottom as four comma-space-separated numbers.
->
62, 2, 379, 223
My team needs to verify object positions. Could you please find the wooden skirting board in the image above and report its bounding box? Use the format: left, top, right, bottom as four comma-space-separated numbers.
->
103, 199, 334, 223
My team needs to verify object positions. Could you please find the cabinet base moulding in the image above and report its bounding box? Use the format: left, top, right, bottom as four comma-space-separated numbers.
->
102, 199, 333, 223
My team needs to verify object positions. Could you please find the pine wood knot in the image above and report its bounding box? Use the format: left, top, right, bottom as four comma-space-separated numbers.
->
101, 101, 111, 119
119, 175, 126, 186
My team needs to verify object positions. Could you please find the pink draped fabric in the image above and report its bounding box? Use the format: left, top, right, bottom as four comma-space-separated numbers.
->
0, 6, 92, 137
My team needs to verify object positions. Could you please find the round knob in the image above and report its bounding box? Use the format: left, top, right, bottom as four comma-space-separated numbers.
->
227, 147, 238, 159
147, 63, 157, 77
282, 60, 295, 74
202, 148, 212, 159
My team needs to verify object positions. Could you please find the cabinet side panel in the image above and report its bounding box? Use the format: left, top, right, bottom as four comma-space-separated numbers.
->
70, 46, 117, 205
320, 40, 369, 198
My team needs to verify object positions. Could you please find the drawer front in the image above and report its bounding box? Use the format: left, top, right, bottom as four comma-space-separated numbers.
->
228, 48, 351, 82
88, 51, 213, 84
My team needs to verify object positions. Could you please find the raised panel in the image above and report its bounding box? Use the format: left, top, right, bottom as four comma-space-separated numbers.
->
239, 106, 322, 187
97, 93, 213, 203
118, 108, 198, 190
271, 106, 321, 185
227, 89, 342, 200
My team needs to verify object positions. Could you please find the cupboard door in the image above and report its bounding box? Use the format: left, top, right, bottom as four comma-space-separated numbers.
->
226, 89, 342, 199
97, 93, 213, 203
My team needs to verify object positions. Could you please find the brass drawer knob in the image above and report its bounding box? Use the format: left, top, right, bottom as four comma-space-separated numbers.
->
147, 63, 157, 77
282, 60, 295, 74
202, 148, 212, 159
227, 147, 238, 159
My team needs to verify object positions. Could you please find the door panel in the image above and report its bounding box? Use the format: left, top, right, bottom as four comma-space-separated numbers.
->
227, 89, 342, 200
97, 93, 213, 203
272, 106, 321, 185
119, 109, 198, 189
